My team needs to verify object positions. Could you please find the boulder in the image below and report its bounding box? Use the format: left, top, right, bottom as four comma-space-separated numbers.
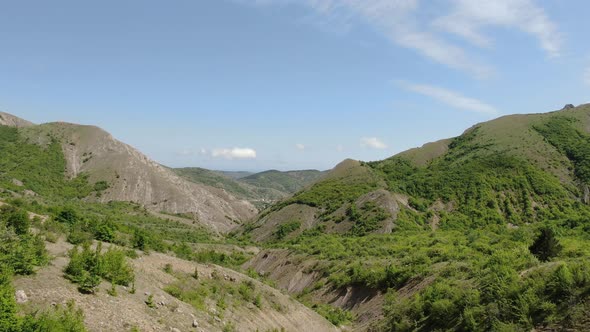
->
15, 290, 27, 303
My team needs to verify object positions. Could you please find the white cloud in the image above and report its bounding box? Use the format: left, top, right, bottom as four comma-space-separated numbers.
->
399, 81, 499, 115
336, 144, 344, 152
295, 143, 306, 151
435, 0, 561, 57
211, 148, 257, 159
360, 137, 388, 149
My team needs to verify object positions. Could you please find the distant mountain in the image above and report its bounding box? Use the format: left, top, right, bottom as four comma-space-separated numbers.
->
246, 104, 590, 241
173, 168, 325, 209
0, 112, 256, 232
218, 171, 255, 179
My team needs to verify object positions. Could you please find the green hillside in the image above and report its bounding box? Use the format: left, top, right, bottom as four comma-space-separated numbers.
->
173, 167, 254, 199
174, 167, 325, 209
240, 170, 325, 194
0, 126, 99, 202
240, 104, 590, 331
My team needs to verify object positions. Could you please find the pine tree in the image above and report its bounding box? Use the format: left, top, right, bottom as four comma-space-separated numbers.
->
529, 227, 562, 262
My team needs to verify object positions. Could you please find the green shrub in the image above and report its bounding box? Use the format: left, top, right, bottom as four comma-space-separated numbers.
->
93, 181, 109, 192
0, 269, 19, 332
1, 206, 30, 235
56, 207, 81, 225
20, 300, 87, 332
67, 229, 93, 245
93, 221, 116, 243
275, 221, 300, 240
99, 248, 134, 286
65, 244, 134, 293
313, 304, 353, 326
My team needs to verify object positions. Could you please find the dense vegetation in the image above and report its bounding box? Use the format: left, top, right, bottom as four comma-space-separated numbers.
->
0, 126, 100, 200
279, 216, 590, 330
534, 116, 590, 185
249, 111, 590, 331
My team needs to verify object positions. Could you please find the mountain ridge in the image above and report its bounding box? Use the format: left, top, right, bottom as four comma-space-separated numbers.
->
0, 113, 257, 233
248, 105, 590, 240
174, 167, 326, 209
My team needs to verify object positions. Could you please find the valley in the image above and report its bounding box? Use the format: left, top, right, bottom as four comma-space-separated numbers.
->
2, 104, 590, 331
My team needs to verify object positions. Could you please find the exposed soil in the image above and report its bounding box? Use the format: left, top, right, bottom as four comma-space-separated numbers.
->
14, 239, 339, 332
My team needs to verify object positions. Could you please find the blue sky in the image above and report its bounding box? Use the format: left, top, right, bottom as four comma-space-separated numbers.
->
1, 0, 589, 171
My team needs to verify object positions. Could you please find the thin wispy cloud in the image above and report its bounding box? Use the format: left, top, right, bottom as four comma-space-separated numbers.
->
295, 143, 306, 151
399, 81, 499, 115
360, 137, 388, 149
435, 0, 561, 57
248, 0, 560, 78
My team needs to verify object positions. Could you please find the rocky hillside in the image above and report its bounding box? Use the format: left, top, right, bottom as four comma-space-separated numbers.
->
174, 167, 325, 209
0, 113, 257, 233
14, 239, 338, 332
0, 198, 339, 332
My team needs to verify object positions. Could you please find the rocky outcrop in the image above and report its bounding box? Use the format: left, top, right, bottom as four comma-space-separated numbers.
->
0, 112, 34, 127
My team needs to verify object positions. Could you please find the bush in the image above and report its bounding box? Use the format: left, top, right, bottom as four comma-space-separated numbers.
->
99, 248, 134, 286
0, 268, 19, 332
64, 244, 101, 294
67, 230, 93, 245
56, 207, 80, 225
21, 300, 87, 332
1, 206, 30, 235
65, 244, 134, 293
275, 221, 300, 240
93, 181, 109, 192
313, 304, 353, 326
93, 222, 116, 243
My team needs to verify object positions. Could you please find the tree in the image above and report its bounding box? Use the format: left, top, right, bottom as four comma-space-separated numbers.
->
529, 227, 562, 262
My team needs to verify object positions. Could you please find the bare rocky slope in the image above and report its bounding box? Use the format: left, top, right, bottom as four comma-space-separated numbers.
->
1, 112, 257, 233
